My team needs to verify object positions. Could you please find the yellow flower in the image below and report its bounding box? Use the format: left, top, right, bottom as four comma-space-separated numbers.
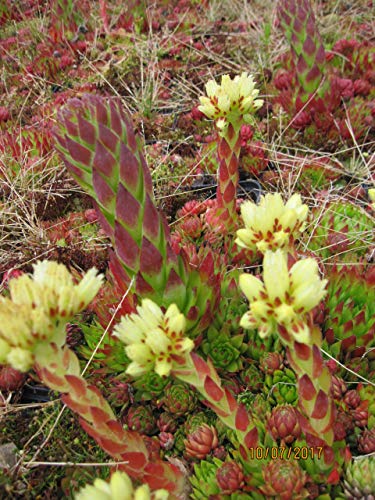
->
198, 72, 263, 129
0, 261, 103, 372
75, 470, 169, 500
236, 193, 309, 253
114, 299, 193, 377
10, 261, 103, 319
239, 250, 327, 343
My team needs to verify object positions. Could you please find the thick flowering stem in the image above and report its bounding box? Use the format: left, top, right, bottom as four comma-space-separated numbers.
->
277, 0, 329, 104
240, 250, 335, 446
0, 264, 185, 497
215, 124, 242, 229
199, 73, 263, 232
119, 298, 259, 461
278, 323, 335, 446
173, 352, 259, 461
36, 345, 185, 497
53, 94, 181, 302
53, 94, 219, 334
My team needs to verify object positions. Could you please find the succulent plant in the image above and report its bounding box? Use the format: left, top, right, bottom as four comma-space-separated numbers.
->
184, 411, 212, 436
277, 0, 328, 104
343, 457, 375, 499
306, 201, 374, 261
259, 351, 284, 375
359, 384, 375, 429
78, 321, 130, 374
266, 404, 302, 444
161, 382, 198, 416
198, 73, 263, 230
358, 428, 375, 454
158, 432, 174, 451
106, 378, 133, 409
352, 401, 369, 430
53, 94, 220, 335
190, 459, 222, 499
344, 357, 375, 384
184, 423, 219, 460
245, 326, 284, 364
172, 426, 187, 455
132, 372, 169, 401
0, 365, 26, 391
201, 325, 246, 372
125, 405, 156, 435
239, 364, 265, 396
322, 265, 375, 361
248, 394, 272, 422
259, 458, 309, 499
344, 390, 361, 410
156, 412, 178, 434
216, 461, 245, 494
331, 375, 348, 400
264, 368, 298, 406
334, 408, 354, 440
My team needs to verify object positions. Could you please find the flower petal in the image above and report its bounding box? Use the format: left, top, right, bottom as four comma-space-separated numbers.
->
239, 273, 265, 302
263, 250, 289, 302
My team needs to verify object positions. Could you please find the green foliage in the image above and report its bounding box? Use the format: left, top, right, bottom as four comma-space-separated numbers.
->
264, 368, 298, 405
78, 322, 130, 373
322, 266, 375, 360
201, 326, 246, 372
190, 458, 223, 499
132, 371, 169, 401
306, 201, 374, 261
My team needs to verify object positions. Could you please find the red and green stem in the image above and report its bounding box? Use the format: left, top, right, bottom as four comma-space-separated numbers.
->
215, 122, 242, 230
35, 345, 185, 497
278, 322, 335, 446
173, 352, 259, 460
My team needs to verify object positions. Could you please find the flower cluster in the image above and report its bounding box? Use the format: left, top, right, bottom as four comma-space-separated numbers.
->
75, 470, 169, 500
114, 299, 193, 377
235, 193, 309, 254
239, 249, 327, 342
198, 72, 263, 130
0, 261, 103, 372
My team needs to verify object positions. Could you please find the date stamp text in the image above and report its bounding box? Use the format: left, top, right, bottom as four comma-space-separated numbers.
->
249, 446, 323, 460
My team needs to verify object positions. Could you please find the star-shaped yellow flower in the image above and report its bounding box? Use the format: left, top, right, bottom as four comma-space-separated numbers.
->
114, 299, 193, 377
239, 250, 327, 343
75, 470, 169, 500
236, 193, 309, 254
198, 72, 263, 130
0, 261, 103, 372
